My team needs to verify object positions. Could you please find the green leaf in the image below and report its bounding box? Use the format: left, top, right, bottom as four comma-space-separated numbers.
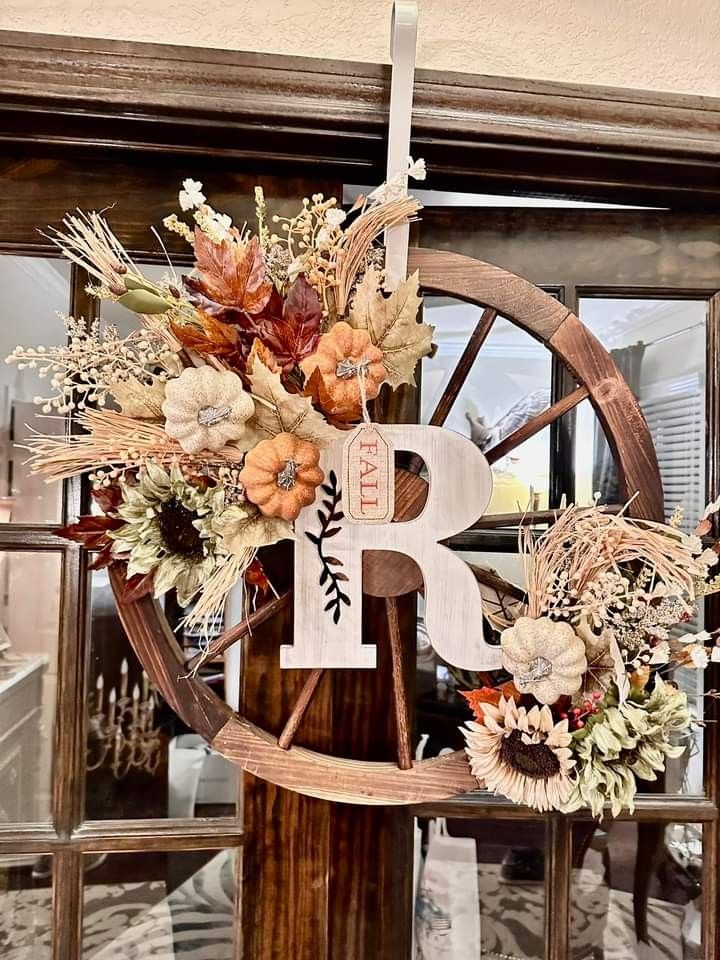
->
117, 289, 170, 315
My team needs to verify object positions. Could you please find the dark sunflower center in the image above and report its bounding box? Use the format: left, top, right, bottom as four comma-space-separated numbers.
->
499, 729, 561, 780
157, 498, 204, 558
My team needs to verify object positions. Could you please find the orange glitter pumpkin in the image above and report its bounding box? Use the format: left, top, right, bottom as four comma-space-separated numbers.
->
239, 432, 324, 522
301, 321, 386, 420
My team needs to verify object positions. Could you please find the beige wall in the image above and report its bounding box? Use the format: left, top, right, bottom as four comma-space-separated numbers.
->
1, 0, 719, 97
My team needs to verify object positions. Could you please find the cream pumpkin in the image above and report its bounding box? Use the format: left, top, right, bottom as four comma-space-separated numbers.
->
162, 365, 254, 455
501, 616, 587, 705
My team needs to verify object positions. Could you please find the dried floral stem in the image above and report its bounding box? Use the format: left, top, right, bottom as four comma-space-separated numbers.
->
522, 505, 707, 621
183, 551, 256, 633
23, 408, 245, 482
334, 196, 421, 315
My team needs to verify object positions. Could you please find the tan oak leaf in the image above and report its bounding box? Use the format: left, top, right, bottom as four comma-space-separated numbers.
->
214, 505, 295, 556
110, 376, 166, 419
348, 268, 433, 388
247, 353, 343, 447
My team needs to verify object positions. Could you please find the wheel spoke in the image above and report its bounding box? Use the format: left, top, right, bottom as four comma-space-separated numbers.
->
386, 596, 413, 770
429, 306, 497, 427
277, 669, 325, 750
468, 563, 525, 601
470, 503, 623, 530
485, 385, 589, 465
185, 589, 291, 671
408, 307, 497, 474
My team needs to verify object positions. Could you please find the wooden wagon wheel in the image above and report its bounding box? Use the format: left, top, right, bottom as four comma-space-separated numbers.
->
109, 250, 664, 805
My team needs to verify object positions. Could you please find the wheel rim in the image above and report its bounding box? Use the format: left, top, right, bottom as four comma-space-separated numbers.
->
109, 251, 664, 805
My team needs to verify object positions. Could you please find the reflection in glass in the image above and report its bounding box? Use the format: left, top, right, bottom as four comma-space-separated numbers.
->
85, 569, 238, 820
577, 298, 706, 528
0, 855, 53, 959
0, 552, 60, 823
82, 849, 237, 958
572, 821, 702, 959
421, 297, 552, 513
577, 298, 707, 797
0, 256, 70, 523
415, 818, 546, 959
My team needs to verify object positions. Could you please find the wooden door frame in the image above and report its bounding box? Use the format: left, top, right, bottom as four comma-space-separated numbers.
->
0, 29, 720, 208
1, 30, 720, 960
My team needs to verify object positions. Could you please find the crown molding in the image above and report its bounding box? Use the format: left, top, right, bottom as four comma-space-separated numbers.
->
0, 30, 719, 205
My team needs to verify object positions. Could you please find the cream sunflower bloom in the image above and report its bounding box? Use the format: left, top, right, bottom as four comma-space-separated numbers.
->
110, 460, 225, 605
462, 696, 576, 812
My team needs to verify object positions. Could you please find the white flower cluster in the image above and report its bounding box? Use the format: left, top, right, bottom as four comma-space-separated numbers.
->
6, 316, 176, 413
165, 179, 234, 244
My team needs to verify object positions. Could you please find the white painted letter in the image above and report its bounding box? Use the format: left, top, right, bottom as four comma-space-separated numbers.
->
283, 424, 501, 671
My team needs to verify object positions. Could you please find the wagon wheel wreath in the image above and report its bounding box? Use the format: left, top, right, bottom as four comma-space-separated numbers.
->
15, 173, 720, 810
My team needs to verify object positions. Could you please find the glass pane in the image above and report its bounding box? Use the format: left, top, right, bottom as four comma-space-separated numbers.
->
572, 821, 703, 959
576, 298, 706, 526
577, 297, 708, 797
82, 849, 237, 958
85, 568, 238, 820
0, 256, 71, 523
0, 552, 61, 823
415, 818, 546, 958
422, 297, 552, 514
0, 853, 53, 959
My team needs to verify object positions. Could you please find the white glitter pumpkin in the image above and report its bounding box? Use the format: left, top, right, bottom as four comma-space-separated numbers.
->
501, 616, 587, 705
162, 366, 254, 455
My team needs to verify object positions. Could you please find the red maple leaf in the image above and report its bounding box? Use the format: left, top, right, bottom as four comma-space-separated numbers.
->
244, 558, 272, 596
254, 276, 322, 371
116, 570, 155, 603
57, 514, 124, 550
90, 484, 122, 515
190, 232, 272, 315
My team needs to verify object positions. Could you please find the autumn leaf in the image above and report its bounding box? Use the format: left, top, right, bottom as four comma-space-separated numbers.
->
248, 338, 281, 374
88, 543, 115, 571
217, 506, 295, 556
189, 232, 272, 315
254, 275, 322, 371
170, 312, 241, 358
57, 514, 124, 549
245, 557, 272, 595
461, 682, 521, 723
247, 352, 343, 447
110, 376, 166, 420
90, 484, 123, 515
116, 570, 155, 603
348, 268, 433, 388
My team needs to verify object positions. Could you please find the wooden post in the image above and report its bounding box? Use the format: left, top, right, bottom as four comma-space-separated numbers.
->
241, 7, 419, 955
240, 552, 415, 959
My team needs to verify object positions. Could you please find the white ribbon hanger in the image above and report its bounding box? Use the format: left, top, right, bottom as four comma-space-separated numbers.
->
384, 0, 419, 292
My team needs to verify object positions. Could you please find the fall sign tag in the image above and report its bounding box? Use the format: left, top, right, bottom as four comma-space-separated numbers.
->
341, 424, 395, 523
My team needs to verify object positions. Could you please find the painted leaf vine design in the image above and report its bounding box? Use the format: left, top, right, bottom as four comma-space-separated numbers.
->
304, 469, 350, 623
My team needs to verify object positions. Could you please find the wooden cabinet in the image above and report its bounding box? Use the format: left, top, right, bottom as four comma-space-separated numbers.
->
0, 656, 47, 824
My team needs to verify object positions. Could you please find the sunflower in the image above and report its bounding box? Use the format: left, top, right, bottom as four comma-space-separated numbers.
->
463, 696, 576, 812
110, 460, 225, 605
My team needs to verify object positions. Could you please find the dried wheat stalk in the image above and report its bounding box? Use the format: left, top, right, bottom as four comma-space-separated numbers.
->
24, 408, 244, 482
522, 505, 706, 619
334, 196, 421, 315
